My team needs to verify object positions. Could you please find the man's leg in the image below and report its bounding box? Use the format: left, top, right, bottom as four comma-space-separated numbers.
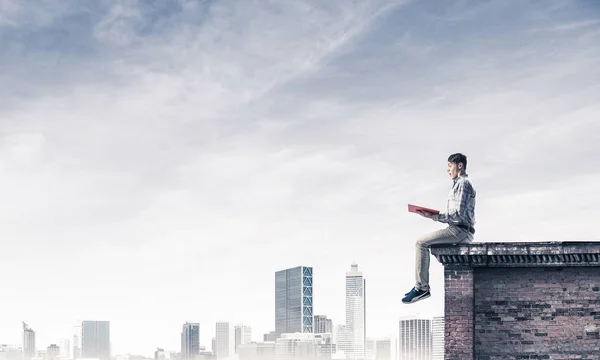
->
403, 226, 472, 304
415, 226, 471, 292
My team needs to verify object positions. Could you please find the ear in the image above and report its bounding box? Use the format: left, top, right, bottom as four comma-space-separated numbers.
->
458, 162, 463, 169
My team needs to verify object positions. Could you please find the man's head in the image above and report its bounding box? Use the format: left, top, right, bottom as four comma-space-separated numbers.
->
447, 153, 467, 180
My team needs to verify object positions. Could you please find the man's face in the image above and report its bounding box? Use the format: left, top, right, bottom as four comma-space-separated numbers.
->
447, 161, 462, 180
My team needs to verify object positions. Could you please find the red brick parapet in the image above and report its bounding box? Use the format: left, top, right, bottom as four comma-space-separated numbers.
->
431, 242, 600, 360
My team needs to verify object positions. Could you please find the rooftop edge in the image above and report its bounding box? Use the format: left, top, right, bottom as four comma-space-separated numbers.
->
430, 241, 600, 267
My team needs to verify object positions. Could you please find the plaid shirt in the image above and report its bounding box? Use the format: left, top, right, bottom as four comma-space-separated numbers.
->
432, 174, 476, 227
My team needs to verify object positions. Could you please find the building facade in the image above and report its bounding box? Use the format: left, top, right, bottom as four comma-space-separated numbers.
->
374, 338, 391, 360
431, 317, 444, 360
46, 345, 59, 360
398, 318, 431, 360
215, 322, 231, 359
81, 321, 110, 360
342, 263, 366, 360
275, 266, 314, 337
22, 323, 35, 360
181, 322, 200, 360
313, 316, 333, 334
234, 325, 252, 354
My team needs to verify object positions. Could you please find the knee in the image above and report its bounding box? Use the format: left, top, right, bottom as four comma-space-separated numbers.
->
416, 238, 428, 249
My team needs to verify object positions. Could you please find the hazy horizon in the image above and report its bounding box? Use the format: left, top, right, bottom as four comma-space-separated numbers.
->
1, 0, 599, 356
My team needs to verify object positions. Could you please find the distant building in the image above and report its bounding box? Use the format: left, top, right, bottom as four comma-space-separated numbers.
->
431, 317, 444, 360
22, 322, 35, 360
181, 323, 200, 360
36, 350, 46, 360
314, 316, 333, 334
45, 345, 59, 360
1, 344, 23, 360
262, 332, 277, 342
80, 321, 110, 360
215, 322, 231, 359
57, 339, 70, 360
237, 342, 275, 360
398, 318, 431, 360
374, 338, 390, 360
275, 333, 333, 360
154, 348, 166, 360
234, 325, 252, 354
341, 264, 366, 360
275, 266, 314, 337
72, 323, 81, 360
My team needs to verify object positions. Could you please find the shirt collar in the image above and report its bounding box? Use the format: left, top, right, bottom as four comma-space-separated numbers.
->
453, 173, 468, 183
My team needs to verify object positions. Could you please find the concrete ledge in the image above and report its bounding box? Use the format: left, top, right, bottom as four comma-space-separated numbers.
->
430, 241, 600, 267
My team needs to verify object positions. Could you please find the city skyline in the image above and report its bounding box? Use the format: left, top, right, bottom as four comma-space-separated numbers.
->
4, 264, 439, 358
2, 0, 600, 357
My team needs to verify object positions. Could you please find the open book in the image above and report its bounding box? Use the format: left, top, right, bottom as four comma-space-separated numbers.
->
407, 204, 440, 214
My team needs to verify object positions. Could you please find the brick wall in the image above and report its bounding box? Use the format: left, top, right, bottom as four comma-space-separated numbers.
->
432, 242, 600, 360
473, 267, 600, 359
444, 266, 474, 360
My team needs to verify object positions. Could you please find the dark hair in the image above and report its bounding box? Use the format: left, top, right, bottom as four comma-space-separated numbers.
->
448, 153, 467, 169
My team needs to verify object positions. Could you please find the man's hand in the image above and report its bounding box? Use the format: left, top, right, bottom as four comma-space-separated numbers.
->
417, 210, 434, 219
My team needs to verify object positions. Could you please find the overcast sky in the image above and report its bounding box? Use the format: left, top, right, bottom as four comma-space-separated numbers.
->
1, 0, 599, 356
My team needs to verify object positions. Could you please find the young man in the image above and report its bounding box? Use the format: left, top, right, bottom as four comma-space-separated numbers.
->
402, 153, 476, 304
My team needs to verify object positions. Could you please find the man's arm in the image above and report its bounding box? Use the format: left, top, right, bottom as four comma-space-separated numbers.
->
432, 181, 473, 225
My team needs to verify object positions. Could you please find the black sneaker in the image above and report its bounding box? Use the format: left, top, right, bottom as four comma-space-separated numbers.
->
402, 287, 431, 304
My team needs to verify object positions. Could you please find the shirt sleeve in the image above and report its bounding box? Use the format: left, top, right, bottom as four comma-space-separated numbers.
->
432, 180, 473, 225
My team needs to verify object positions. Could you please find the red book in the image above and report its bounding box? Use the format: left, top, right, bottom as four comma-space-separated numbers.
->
408, 204, 440, 214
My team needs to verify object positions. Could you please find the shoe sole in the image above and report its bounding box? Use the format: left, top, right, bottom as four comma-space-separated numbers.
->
402, 292, 431, 304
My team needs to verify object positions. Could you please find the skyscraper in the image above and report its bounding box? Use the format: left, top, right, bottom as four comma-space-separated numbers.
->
398, 318, 431, 360
22, 322, 35, 360
275, 266, 314, 337
431, 316, 444, 360
181, 323, 200, 360
81, 321, 110, 360
215, 322, 231, 359
234, 324, 252, 354
344, 263, 366, 360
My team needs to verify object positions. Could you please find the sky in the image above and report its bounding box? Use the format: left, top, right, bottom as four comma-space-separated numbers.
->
1, 0, 600, 356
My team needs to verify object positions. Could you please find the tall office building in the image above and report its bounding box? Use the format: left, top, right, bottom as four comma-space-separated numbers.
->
234, 324, 252, 354
313, 316, 333, 334
81, 321, 110, 360
275, 266, 314, 337
181, 323, 200, 360
215, 322, 231, 359
46, 345, 60, 360
343, 263, 366, 360
22, 322, 35, 360
431, 317, 444, 360
398, 318, 431, 360
375, 338, 391, 360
